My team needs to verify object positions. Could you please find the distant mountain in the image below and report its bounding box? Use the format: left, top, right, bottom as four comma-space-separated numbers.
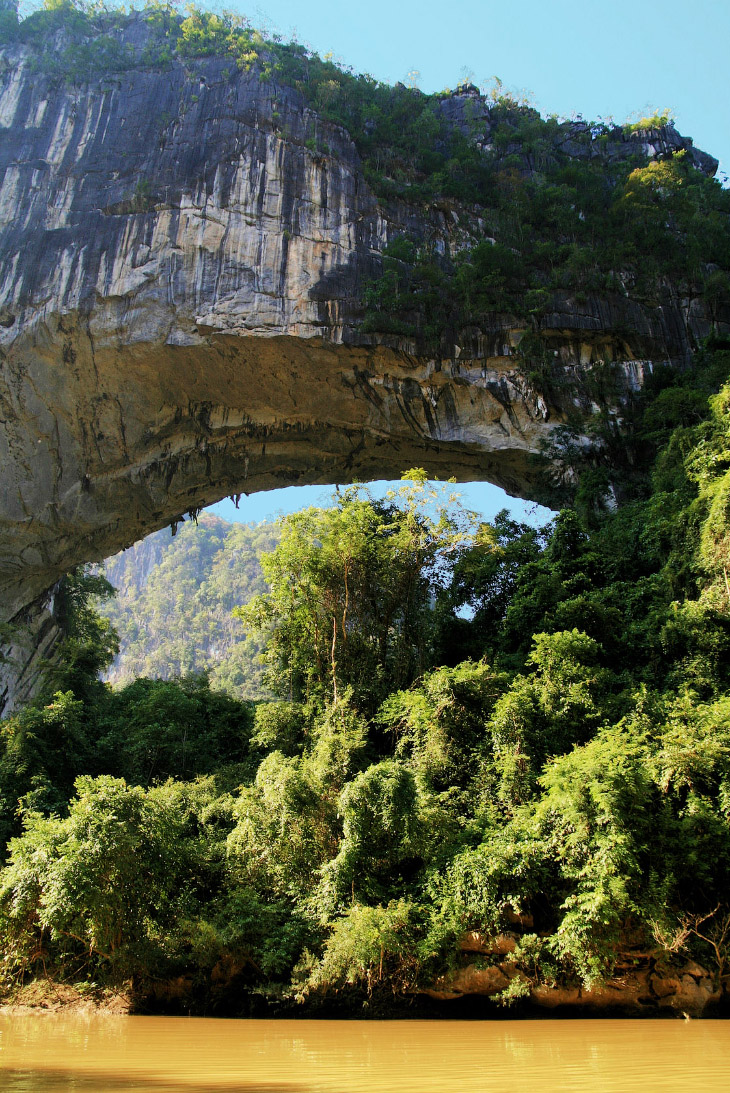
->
100, 515, 278, 699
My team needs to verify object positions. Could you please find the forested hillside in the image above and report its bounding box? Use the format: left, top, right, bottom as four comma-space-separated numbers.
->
102, 516, 278, 699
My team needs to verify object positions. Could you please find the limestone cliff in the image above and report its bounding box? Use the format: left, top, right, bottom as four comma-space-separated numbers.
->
0, 13, 727, 710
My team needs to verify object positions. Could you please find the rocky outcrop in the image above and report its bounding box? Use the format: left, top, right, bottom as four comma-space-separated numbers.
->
423, 931, 725, 1016
0, 23, 725, 709
0, 588, 62, 716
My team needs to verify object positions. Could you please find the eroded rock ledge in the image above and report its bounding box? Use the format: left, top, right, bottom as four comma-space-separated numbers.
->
422, 931, 725, 1017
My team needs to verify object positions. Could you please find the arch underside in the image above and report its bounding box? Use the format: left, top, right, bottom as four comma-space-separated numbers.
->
1, 320, 574, 627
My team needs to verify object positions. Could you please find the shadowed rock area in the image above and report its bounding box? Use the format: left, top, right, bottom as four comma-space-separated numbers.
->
0, 16, 725, 711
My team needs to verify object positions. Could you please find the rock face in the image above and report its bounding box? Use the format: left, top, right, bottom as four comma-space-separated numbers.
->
423, 932, 724, 1017
0, 26, 724, 709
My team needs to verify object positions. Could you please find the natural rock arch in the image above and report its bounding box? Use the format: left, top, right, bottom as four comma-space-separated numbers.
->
0, 34, 721, 711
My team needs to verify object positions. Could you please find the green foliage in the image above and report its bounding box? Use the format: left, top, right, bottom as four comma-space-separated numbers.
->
0, 0, 19, 39
304, 899, 424, 996
687, 384, 730, 608
250, 699, 311, 757
362, 238, 453, 344
175, 6, 260, 68
0, 691, 89, 845
97, 673, 255, 785
0, 776, 204, 980
324, 760, 421, 906
360, 146, 730, 347
49, 566, 118, 700
623, 110, 675, 134
536, 726, 657, 985
227, 746, 336, 902
379, 660, 509, 792
237, 476, 475, 713
101, 517, 277, 700
430, 823, 553, 943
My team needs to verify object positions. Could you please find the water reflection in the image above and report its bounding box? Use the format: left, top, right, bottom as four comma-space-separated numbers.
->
0, 1014, 728, 1092
3, 1074, 300, 1093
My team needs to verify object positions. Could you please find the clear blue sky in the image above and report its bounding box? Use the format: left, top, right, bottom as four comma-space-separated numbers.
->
207, 0, 726, 527
209, 482, 554, 526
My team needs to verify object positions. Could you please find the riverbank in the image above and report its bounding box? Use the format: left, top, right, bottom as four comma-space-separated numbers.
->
0, 979, 133, 1015
2, 959, 727, 1020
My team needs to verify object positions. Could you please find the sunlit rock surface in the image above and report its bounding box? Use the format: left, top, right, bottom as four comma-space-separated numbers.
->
422, 932, 723, 1016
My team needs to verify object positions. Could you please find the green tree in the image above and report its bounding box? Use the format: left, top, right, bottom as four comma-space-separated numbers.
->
0, 691, 89, 845
0, 0, 19, 39
237, 475, 475, 713
322, 759, 422, 908
97, 674, 255, 785
46, 566, 118, 702
305, 899, 424, 997
0, 776, 205, 981
378, 660, 509, 792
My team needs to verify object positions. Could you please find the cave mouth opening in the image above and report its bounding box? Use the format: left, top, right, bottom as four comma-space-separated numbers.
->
0, 472, 556, 717
96, 478, 555, 701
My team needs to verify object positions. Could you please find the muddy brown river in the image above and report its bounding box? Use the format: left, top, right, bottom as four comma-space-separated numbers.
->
1, 1014, 728, 1091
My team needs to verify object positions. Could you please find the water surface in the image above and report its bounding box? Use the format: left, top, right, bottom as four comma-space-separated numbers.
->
1, 1013, 728, 1091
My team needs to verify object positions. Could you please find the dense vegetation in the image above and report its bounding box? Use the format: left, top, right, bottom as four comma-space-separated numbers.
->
1, 344, 729, 1011
361, 148, 730, 354
102, 516, 278, 699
